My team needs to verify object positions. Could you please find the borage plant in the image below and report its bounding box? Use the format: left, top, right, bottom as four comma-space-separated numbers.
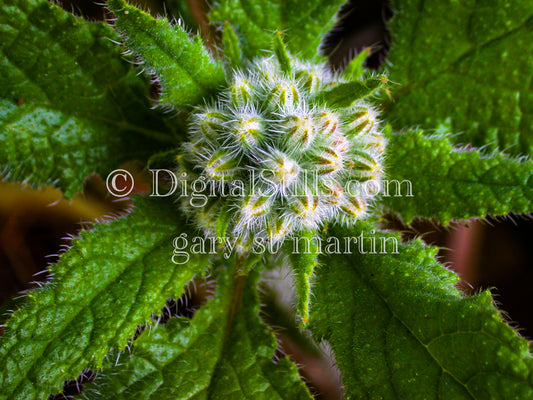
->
1, 0, 533, 399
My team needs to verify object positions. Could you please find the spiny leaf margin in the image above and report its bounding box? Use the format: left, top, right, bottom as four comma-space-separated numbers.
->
383, 128, 533, 224
311, 223, 533, 399
0, 196, 208, 399
108, 0, 226, 109
79, 269, 312, 399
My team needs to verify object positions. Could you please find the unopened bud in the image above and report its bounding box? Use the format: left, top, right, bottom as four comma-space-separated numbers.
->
197, 110, 226, 140
230, 76, 253, 106
178, 53, 385, 244
340, 195, 366, 219
295, 69, 321, 95
347, 149, 381, 180
312, 147, 344, 175
316, 111, 339, 136
344, 106, 378, 137
233, 114, 264, 151
291, 191, 322, 228
263, 151, 301, 191
205, 149, 239, 181
321, 181, 344, 206
266, 81, 300, 109
363, 132, 386, 155
267, 215, 294, 243
242, 193, 272, 217
284, 115, 315, 150
332, 133, 349, 154
237, 193, 273, 231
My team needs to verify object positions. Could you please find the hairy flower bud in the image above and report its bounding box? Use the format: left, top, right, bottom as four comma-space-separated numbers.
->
344, 105, 379, 137
290, 191, 323, 229
283, 113, 316, 151
205, 149, 239, 181
230, 75, 253, 106
311, 147, 344, 176
196, 109, 226, 140
262, 150, 301, 192
265, 214, 293, 244
338, 195, 367, 227
231, 112, 264, 152
316, 111, 340, 136
265, 79, 300, 109
348, 149, 382, 181
177, 51, 386, 248
294, 61, 329, 95
236, 192, 273, 232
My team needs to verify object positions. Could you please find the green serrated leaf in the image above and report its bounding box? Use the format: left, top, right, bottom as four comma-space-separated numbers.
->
383, 0, 533, 155
80, 270, 312, 399
0, 0, 174, 196
109, 0, 226, 108
209, 0, 346, 60
0, 196, 208, 399
311, 223, 533, 400
383, 128, 533, 224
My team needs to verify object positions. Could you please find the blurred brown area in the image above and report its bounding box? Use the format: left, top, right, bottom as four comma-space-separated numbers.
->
0, 171, 139, 308
0, 181, 104, 306
0, 159, 152, 309
383, 216, 533, 340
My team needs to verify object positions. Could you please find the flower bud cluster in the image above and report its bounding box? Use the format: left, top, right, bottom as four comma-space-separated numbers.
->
177, 55, 385, 246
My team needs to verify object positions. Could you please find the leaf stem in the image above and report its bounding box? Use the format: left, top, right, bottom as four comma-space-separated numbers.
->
218, 252, 255, 354
226, 253, 250, 328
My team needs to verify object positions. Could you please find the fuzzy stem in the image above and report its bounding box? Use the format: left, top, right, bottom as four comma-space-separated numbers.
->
220, 254, 250, 351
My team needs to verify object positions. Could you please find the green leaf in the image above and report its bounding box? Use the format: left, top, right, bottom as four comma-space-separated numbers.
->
81, 270, 312, 399
0, 0, 173, 196
317, 77, 386, 108
0, 197, 208, 399
109, 0, 226, 108
0, 98, 159, 196
383, 0, 533, 155
209, 0, 346, 60
311, 223, 533, 400
342, 48, 371, 81
383, 128, 533, 223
